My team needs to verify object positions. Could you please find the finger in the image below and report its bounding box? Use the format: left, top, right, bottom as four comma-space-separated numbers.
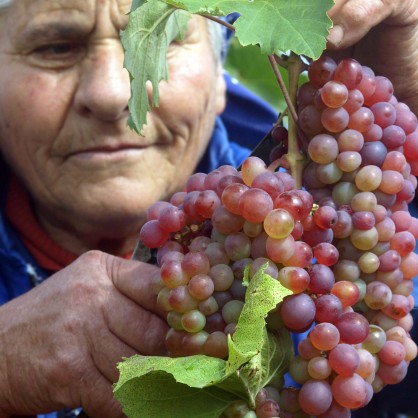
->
79, 371, 125, 418
326, 0, 346, 18
104, 292, 169, 356
106, 255, 166, 317
326, 0, 393, 49
90, 331, 138, 382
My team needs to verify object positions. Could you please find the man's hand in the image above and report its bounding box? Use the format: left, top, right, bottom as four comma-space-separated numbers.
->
0, 251, 168, 418
327, 0, 418, 49
326, 0, 418, 113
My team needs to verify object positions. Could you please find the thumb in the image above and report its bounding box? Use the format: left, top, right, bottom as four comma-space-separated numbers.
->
326, 0, 393, 50
105, 253, 166, 318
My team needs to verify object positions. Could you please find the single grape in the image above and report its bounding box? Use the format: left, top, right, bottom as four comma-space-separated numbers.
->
280, 293, 316, 332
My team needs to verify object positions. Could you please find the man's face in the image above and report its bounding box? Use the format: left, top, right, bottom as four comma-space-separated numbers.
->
0, 0, 225, 250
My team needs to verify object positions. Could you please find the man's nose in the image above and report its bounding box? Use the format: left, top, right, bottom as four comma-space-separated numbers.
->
74, 42, 131, 122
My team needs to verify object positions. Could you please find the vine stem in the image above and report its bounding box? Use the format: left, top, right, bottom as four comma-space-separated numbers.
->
202, 14, 236, 32
267, 55, 298, 124
274, 108, 287, 127
285, 52, 306, 189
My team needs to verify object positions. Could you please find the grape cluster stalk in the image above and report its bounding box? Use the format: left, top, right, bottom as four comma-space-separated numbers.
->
138, 56, 418, 418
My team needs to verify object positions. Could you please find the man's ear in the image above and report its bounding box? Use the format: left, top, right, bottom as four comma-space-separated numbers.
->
215, 63, 227, 115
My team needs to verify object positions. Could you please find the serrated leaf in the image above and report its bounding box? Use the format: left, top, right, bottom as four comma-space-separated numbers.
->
226, 266, 292, 372
121, 1, 191, 133
115, 354, 226, 389
215, 329, 293, 408
114, 370, 237, 418
114, 269, 293, 417
131, 0, 147, 8
114, 355, 237, 418
164, 0, 333, 58
237, 330, 293, 406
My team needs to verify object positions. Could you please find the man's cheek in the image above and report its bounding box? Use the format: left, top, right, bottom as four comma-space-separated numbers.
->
25, 71, 69, 120
160, 79, 211, 125
166, 60, 213, 100
0, 99, 26, 156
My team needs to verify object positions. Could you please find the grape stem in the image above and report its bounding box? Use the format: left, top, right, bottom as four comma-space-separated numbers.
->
274, 108, 287, 126
268, 156, 290, 172
269, 53, 306, 188
285, 52, 307, 189
268, 55, 298, 124
201, 14, 235, 32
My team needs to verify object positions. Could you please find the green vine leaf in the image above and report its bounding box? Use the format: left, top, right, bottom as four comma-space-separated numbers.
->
225, 266, 293, 407
164, 0, 334, 58
216, 330, 293, 409
113, 356, 236, 418
113, 269, 293, 418
114, 374, 236, 417
122, 0, 332, 134
226, 265, 292, 372
121, 1, 191, 133
131, 0, 147, 8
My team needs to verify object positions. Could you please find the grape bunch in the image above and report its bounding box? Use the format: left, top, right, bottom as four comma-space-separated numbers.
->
138, 56, 418, 418
290, 56, 418, 415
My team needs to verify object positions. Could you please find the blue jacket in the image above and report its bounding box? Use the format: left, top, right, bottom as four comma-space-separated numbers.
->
0, 162, 49, 303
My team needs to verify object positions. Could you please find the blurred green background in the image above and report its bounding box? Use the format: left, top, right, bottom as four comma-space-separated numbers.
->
224, 38, 286, 113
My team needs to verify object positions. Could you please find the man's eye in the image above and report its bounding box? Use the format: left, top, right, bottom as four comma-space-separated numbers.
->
33, 43, 82, 59
29, 42, 85, 68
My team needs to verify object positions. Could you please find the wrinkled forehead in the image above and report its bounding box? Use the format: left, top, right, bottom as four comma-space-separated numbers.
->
0, 0, 132, 18
0, 0, 132, 40
0, 0, 131, 7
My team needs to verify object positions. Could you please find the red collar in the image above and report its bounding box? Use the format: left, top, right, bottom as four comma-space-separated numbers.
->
6, 175, 134, 273
5, 175, 78, 272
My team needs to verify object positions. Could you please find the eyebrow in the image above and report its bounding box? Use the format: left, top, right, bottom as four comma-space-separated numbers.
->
19, 22, 90, 43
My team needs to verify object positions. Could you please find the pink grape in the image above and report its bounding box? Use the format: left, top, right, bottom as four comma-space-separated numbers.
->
277, 266, 310, 293
335, 312, 369, 344
308, 263, 335, 294
343, 88, 364, 113
299, 379, 333, 415
378, 340, 406, 365
139, 219, 170, 248
309, 322, 340, 351
239, 188, 274, 223
315, 294, 343, 323
321, 80, 349, 108
308, 55, 337, 87
222, 183, 249, 215
331, 374, 367, 409
333, 58, 363, 89
282, 241, 313, 268
329, 343, 360, 376
308, 134, 339, 164
280, 293, 316, 332
298, 338, 322, 360
331, 280, 360, 308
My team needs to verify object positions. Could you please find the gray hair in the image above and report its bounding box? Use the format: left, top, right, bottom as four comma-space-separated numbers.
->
206, 19, 225, 64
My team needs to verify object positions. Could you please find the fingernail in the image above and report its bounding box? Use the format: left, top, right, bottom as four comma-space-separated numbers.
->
327, 25, 344, 47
